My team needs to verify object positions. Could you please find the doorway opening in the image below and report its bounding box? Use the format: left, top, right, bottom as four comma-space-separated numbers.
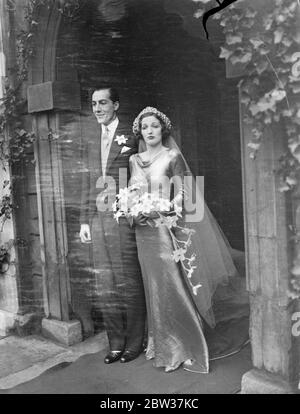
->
54, 0, 245, 335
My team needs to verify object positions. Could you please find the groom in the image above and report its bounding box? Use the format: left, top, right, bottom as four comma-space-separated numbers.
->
80, 86, 146, 364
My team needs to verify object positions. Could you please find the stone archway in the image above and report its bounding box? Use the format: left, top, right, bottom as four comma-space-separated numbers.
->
26, 0, 246, 350
51, 0, 245, 337
25, 0, 299, 393
238, 90, 298, 393
223, 0, 299, 394
27, 2, 82, 345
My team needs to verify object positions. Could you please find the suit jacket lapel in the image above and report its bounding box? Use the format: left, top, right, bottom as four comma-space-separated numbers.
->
105, 125, 123, 174
90, 127, 102, 177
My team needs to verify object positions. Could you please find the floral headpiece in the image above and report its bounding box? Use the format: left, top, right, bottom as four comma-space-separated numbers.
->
132, 107, 172, 136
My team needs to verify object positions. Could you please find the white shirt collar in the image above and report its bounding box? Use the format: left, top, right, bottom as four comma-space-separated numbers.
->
101, 117, 119, 136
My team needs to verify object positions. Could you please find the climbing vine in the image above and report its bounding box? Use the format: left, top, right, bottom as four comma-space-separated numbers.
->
0, 0, 84, 163
193, 0, 299, 182
16, 0, 84, 80
0, 85, 35, 165
0, 0, 83, 166
0, 239, 14, 274
192, 0, 300, 298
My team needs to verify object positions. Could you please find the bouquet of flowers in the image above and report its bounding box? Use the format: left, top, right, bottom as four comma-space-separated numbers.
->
113, 184, 179, 222
113, 184, 201, 295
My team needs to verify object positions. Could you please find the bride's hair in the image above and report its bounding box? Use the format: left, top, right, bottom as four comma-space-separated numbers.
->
135, 112, 171, 142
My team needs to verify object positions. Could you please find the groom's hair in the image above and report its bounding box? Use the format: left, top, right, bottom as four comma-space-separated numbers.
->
92, 86, 120, 103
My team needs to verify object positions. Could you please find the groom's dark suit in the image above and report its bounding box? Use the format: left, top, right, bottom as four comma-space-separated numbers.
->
80, 120, 146, 352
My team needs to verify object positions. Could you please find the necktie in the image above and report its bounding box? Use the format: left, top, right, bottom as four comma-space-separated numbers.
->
102, 126, 110, 177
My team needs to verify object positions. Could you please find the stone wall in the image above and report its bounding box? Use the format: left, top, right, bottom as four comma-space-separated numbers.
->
0, 0, 19, 335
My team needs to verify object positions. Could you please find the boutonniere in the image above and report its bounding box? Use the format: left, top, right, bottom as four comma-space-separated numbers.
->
115, 135, 128, 145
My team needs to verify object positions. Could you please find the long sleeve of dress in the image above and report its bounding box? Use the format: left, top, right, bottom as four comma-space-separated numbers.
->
169, 151, 190, 209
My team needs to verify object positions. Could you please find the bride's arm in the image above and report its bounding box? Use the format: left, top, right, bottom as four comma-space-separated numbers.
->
169, 151, 190, 210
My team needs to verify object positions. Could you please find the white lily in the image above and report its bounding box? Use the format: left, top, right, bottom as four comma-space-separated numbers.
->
192, 284, 202, 295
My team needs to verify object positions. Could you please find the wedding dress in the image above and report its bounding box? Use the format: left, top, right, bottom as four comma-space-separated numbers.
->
129, 143, 249, 373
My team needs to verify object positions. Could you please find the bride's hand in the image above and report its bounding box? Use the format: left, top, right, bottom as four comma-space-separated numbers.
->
145, 210, 176, 219
143, 211, 159, 219
133, 213, 148, 226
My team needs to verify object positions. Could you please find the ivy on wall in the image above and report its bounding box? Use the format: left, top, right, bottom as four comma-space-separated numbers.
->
192, 0, 300, 298
0, 0, 84, 165
0, 85, 35, 165
0, 239, 14, 274
16, 0, 84, 80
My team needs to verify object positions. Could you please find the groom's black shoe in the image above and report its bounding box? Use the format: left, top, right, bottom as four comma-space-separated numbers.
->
120, 350, 141, 363
104, 350, 123, 364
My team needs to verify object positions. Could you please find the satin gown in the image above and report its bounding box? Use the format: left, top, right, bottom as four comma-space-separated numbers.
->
129, 147, 210, 373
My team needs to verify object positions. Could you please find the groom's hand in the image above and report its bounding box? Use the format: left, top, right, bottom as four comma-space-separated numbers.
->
80, 224, 92, 243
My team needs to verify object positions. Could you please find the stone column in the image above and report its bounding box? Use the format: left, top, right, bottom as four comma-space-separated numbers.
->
239, 91, 298, 393
28, 81, 82, 346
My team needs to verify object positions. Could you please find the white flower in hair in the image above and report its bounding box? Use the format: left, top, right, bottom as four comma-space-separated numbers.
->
115, 135, 128, 145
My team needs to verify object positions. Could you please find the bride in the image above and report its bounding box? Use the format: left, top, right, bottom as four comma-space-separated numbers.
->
127, 107, 248, 373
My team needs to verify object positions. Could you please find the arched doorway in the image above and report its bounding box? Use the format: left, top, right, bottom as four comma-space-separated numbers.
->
51, 0, 245, 335
27, 0, 245, 340
58, 0, 244, 241
18, 0, 299, 393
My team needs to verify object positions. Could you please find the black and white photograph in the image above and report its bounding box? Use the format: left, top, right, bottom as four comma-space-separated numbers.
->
0, 0, 299, 397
